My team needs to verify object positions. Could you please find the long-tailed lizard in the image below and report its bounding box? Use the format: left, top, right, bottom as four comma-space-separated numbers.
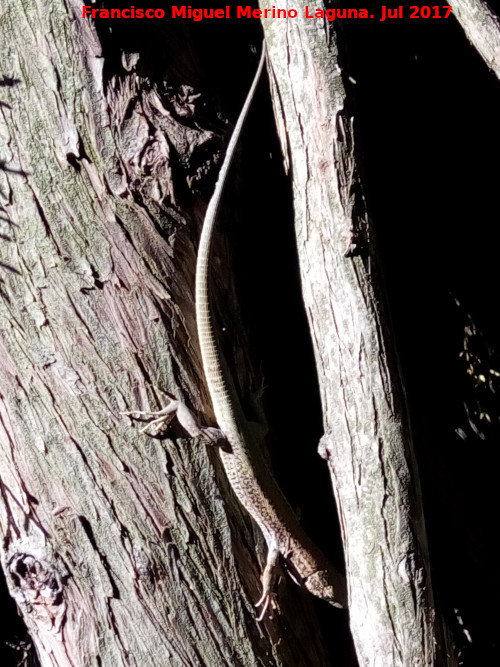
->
122, 44, 347, 618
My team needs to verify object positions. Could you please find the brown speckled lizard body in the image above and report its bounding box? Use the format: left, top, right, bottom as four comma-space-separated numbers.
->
123, 44, 346, 618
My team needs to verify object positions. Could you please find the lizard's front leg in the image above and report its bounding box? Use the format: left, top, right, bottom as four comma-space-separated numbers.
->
121, 395, 221, 443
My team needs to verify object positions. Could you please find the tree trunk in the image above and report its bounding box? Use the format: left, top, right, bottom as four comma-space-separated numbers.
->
260, 1, 459, 665
0, 1, 337, 665
452, 0, 500, 80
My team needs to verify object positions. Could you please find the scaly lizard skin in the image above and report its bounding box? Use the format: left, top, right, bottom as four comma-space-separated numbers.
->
123, 44, 346, 618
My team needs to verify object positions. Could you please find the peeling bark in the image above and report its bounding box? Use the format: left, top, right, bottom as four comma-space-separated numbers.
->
259, 1, 458, 665
452, 0, 500, 79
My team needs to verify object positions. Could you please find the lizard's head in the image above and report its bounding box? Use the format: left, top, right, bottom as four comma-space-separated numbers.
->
304, 569, 346, 609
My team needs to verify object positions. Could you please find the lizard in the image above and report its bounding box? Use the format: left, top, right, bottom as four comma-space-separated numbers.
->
122, 43, 347, 619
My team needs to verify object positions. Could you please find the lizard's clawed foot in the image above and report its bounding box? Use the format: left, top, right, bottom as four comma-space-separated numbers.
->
255, 590, 277, 622
255, 542, 280, 621
120, 397, 182, 436
121, 396, 224, 444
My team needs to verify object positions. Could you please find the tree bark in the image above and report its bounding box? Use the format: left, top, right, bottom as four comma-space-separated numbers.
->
452, 0, 500, 79
259, 1, 459, 665
0, 1, 336, 665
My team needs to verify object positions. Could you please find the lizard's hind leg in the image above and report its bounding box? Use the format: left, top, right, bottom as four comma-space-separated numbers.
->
255, 541, 280, 621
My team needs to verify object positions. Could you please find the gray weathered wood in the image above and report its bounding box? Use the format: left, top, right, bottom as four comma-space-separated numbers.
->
259, 1, 459, 665
452, 0, 500, 79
